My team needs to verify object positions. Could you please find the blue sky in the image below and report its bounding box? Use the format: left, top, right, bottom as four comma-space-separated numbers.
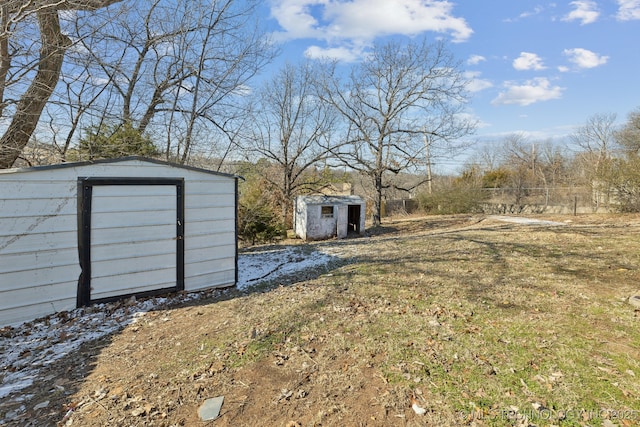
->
261, 0, 640, 170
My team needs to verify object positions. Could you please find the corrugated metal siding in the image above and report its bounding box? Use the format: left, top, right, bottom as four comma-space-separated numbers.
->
0, 159, 237, 326
182, 177, 236, 290
0, 175, 80, 325
89, 184, 178, 301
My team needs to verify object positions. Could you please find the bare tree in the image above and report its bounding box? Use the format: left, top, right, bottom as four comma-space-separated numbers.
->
570, 112, 618, 173
317, 39, 475, 226
1, 0, 274, 169
500, 134, 539, 205
482, 133, 574, 209
570, 112, 619, 209
0, 0, 122, 168
537, 141, 569, 189
422, 107, 476, 194
616, 107, 640, 156
246, 62, 336, 225
73, 0, 274, 165
37, 38, 117, 163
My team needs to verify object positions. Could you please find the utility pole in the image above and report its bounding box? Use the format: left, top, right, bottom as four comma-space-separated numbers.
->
424, 132, 433, 194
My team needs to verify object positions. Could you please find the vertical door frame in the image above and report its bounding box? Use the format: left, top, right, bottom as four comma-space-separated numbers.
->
76, 177, 185, 307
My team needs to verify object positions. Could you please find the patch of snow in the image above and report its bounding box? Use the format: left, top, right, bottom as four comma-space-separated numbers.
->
237, 246, 336, 290
0, 245, 341, 402
489, 215, 566, 226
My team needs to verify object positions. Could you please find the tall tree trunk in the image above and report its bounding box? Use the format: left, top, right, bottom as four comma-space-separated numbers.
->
424, 134, 433, 194
373, 173, 383, 227
0, 4, 10, 119
0, 9, 70, 168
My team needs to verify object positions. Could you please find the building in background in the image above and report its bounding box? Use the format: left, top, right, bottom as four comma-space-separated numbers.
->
294, 195, 366, 241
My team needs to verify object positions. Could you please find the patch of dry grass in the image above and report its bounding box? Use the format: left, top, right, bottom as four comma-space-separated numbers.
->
25, 214, 640, 426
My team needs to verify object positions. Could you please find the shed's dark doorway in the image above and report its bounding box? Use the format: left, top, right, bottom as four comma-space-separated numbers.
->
347, 204, 361, 234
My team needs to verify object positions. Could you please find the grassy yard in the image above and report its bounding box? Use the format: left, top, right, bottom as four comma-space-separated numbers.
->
21, 214, 640, 426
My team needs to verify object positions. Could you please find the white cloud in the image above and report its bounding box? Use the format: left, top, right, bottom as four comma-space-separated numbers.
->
269, 0, 473, 60
467, 54, 486, 65
304, 44, 364, 62
503, 5, 546, 22
269, 0, 324, 40
563, 48, 608, 68
616, 0, 640, 20
513, 52, 546, 71
492, 78, 564, 106
518, 5, 545, 19
464, 71, 493, 92
562, 0, 600, 24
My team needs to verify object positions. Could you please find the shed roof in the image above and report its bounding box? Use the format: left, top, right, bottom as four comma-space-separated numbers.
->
0, 156, 238, 179
299, 195, 365, 205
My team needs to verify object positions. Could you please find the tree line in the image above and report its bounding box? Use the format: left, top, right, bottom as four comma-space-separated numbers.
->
0, 0, 476, 231
426, 110, 640, 215
2, 1, 639, 243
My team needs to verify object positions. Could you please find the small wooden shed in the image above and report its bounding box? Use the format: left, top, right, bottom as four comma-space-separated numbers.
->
294, 195, 366, 241
0, 157, 238, 326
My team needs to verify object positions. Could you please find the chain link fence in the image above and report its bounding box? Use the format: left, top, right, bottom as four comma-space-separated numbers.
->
479, 186, 613, 214
384, 186, 616, 217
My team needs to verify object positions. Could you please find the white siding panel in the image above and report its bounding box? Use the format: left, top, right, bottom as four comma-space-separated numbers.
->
0, 229, 77, 256
0, 247, 78, 281
1, 264, 81, 292
0, 297, 76, 327
185, 180, 235, 196
185, 244, 234, 263
0, 172, 80, 326
186, 206, 233, 222
91, 252, 176, 278
0, 180, 76, 251
187, 257, 235, 275
89, 239, 175, 262
89, 184, 177, 300
187, 219, 235, 236
90, 210, 176, 229
91, 185, 175, 211
1, 282, 77, 311
91, 224, 175, 245
0, 213, 76, 238
186, 194, 235, 209
185, 268, 236, 290
91, 267, 176, 300
187, 233, 232, 249
0, 198, 76, 223
0, 179, 77, 198
91, 195, 176, 213
90, 185, 178, 197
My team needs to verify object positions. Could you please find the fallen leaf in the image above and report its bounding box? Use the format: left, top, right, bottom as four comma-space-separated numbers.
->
410, 396, 426, 415
411, 403, 427, 415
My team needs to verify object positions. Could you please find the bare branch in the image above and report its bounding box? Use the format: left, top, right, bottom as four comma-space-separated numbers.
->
317, 39, 475, 225
0, 8, 70, 168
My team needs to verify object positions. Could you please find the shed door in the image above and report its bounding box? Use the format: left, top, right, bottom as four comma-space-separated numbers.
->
77, 177, 184, 306
348, 205, 361, 234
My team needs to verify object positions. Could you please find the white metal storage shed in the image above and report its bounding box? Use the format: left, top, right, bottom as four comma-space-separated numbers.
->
0, 157, 238, 327
294, 195, 366, 241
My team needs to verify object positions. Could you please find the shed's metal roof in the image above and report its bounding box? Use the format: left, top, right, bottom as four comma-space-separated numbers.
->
298, 195, 365, 205
0, 156, 238, 179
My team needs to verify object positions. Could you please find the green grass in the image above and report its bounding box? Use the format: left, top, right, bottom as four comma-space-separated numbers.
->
66, 215, 640, 427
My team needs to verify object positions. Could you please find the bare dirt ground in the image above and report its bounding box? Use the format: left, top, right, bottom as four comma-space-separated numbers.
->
2, 213, 640, 427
